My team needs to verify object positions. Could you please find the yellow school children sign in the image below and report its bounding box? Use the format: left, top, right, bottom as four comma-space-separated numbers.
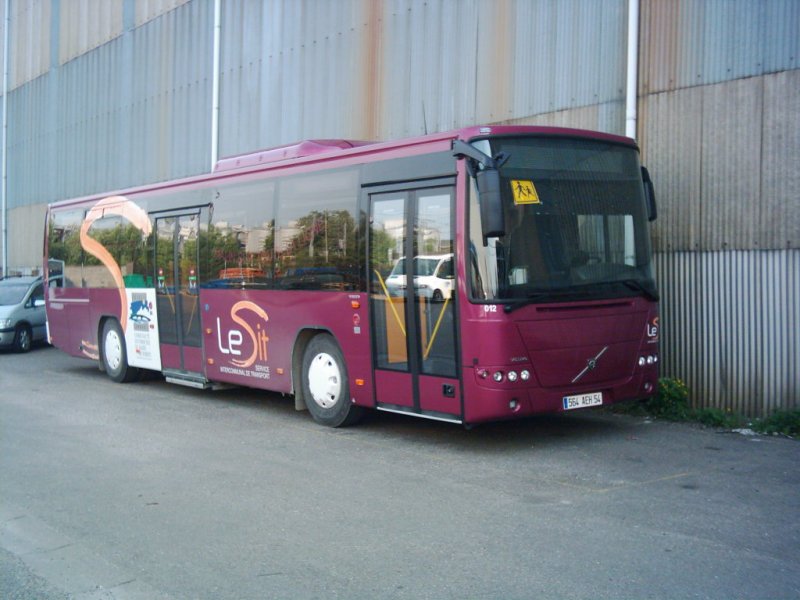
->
511, 180, 541, 205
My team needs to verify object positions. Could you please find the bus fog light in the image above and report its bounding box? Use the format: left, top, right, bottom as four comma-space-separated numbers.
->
509, 399, 519, 410
520, 370, 530, 381
493, 371, 504, 382
507, 371, 518, 382
477, 368, 489, 379
644, 382, 654, 393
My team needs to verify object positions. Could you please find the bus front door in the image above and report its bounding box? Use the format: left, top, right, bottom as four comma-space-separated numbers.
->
153, 211, 204, 375
368, 183, 460, 421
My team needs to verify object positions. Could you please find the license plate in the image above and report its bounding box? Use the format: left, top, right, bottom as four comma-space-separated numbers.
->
562, 391, 603, 410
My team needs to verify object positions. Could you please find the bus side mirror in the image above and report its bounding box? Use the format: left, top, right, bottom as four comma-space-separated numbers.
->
641, 166, 657, 222
476, 169, 506, 238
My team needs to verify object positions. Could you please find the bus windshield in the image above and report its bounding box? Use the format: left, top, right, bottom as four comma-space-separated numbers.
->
469, 136, 656, 305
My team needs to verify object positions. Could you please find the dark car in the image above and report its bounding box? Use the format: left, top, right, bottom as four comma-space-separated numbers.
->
0, 276, 47, 352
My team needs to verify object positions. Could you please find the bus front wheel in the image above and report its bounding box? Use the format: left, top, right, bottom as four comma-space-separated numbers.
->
301, 333, 363, 427
101, 319, 140, 383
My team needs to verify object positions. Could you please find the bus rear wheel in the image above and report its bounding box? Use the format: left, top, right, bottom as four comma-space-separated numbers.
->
101, 319, 140, 383
301, 333, 363, 427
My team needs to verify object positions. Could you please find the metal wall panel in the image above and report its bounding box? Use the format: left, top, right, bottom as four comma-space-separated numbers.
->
500, 99, 625, 136
641, 72, 799, 254
7, 204, 47, 273
219, 0, 370, 155
699, 76, 762, 252
10, 0, 50, 89
7, 0, 211, 207
511, 0, 627, 118
641, 0, 800, 95
0, 1, 5, 85
135, 0, 190, 26
59, 0, 123, 64
638, 84, 704, 252
761, 68, 800, 251
655, 250, 799, 417
219, 0, 629, 158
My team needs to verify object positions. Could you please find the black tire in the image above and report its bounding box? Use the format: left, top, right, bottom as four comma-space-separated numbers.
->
13, 324, 32, 353
101, 319, 140, 383
432, 289, 444, 303
301, 333, 363, 427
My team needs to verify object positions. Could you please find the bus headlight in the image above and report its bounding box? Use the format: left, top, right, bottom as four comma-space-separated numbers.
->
492, 371, 504, 382
639, 355, 659, 367
520, 370, 531, 381
507, 371, 518, 382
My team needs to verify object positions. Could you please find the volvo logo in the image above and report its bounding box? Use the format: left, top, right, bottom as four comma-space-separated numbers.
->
572, 346, 609, 383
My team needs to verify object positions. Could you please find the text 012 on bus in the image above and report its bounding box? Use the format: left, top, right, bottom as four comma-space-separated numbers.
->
44, 125, 660, 427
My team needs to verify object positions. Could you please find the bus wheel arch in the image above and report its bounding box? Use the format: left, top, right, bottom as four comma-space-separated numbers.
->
99, 317, 140, 383
291, 329, 319, 412
296, 330, 363, 427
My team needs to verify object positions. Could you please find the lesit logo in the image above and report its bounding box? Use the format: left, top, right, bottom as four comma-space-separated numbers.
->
216, 301, 269, 368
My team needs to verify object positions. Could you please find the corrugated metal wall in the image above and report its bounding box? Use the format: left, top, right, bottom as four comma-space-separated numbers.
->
7, 0, 211, 208
638, 1, 799, 415
1, 0, 797, 414
7, 0, 633, 206
9, 0, 50, 89
640, 0, 800, 94
640, 69, 800, 253
656, 250, 800, 417
59, 0, 123, 64
217, 0, 629, 156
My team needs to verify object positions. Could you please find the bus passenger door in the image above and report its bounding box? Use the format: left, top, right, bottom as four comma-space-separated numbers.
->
153, 211, 204, 375
368, 183, 460, 421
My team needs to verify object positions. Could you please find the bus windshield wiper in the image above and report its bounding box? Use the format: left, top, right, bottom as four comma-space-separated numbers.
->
620, 279, 659, 302
503, 279, 658, 313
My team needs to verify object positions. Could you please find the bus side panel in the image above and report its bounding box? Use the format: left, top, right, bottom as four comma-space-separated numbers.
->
199, 289, 374, 404
45, 287, 93, 360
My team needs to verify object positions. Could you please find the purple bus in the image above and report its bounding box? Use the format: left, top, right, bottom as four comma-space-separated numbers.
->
44, 126, 660, 427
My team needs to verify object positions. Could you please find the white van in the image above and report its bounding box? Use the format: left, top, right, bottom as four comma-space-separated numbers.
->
385, 254, 454, 301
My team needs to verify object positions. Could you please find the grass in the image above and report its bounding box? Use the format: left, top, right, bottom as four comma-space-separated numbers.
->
613, 378, 800, 438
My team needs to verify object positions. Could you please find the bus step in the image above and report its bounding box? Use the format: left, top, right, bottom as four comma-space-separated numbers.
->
164, 370, 211, 390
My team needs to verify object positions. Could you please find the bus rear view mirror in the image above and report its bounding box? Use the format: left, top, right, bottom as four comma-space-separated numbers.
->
641, 166, 657, 222
477, 169, 506, 238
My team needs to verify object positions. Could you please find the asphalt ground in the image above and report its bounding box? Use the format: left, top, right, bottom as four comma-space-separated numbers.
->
1, 345, 798, 599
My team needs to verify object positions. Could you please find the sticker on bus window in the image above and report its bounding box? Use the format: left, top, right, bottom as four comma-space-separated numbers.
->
511, 180, 541, 205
